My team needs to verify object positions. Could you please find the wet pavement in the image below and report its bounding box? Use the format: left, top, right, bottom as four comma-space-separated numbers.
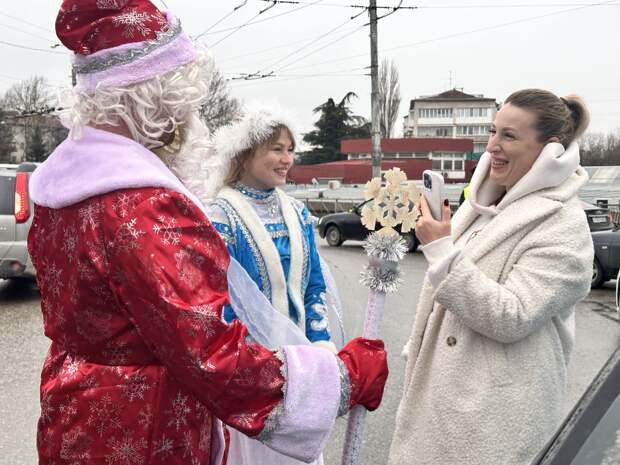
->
0, 243, 618, 465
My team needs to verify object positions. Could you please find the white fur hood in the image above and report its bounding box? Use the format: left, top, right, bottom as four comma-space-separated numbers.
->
467, 141, 587, 216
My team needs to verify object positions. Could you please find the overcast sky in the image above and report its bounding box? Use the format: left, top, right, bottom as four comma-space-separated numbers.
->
1, 1, 619, 139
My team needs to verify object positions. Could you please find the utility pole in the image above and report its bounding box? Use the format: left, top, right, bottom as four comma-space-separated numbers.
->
369, 0, 381, 179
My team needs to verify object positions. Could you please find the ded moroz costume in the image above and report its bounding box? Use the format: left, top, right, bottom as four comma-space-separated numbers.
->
28, 2, 388, 465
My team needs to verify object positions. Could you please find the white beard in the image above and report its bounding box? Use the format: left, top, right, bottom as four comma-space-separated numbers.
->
159, 114, 231, 204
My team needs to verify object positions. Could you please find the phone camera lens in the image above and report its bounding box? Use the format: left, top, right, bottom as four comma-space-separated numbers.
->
424, 174, 432, 189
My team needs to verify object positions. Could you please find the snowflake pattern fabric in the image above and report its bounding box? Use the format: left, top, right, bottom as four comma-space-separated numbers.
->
29, 187, 286, 465
56, 0, 169, 55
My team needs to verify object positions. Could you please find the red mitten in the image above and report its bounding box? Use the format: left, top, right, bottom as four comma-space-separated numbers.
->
337, 337, 388, 412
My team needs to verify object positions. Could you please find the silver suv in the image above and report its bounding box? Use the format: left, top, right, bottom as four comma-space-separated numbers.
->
0, 163, 37, 280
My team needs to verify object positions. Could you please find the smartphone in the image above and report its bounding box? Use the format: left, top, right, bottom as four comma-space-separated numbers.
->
422, 170, 446, 221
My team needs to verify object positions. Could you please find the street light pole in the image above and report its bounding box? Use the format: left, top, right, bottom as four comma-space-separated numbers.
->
369, 0, 382, 179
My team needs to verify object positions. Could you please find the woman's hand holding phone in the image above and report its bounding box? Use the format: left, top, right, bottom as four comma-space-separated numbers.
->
415, 195, 452, 246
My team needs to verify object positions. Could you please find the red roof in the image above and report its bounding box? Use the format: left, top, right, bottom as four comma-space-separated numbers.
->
341, 137, 473, 154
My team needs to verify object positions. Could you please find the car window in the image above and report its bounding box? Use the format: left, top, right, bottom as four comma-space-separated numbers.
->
0, 175, 16, 215
568, 393, 620, 464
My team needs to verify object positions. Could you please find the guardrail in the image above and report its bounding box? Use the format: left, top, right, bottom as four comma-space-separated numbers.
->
299, 198, 361, 217
300, 197, 620, 226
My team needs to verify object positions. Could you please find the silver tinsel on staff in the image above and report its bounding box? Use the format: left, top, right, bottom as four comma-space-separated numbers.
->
341, 231, 407, 465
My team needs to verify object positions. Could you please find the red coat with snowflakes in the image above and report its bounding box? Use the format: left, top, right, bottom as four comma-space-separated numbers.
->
28, 187, 286, 465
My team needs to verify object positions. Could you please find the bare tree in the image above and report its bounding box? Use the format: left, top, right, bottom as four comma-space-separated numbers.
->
2, 75, 53, 114
0, 109, 16, 163
581, 129, 620, 166
199, 68, 241, 133
378, 58, 401, 138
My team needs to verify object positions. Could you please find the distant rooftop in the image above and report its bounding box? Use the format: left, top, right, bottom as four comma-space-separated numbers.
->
584, 166, 620, 184
410, 89, 496, 109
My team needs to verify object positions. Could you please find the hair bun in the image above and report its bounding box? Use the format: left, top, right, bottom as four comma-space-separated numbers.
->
562, 94, 590, 140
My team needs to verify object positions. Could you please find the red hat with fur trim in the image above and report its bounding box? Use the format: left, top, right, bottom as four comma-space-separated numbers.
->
56, 0, 197, 91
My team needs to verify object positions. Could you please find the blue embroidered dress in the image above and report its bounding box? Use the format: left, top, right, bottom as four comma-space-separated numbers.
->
207, 183, 333, 347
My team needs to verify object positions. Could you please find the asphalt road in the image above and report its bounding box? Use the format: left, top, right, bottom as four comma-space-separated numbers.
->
0, 241, 619, 465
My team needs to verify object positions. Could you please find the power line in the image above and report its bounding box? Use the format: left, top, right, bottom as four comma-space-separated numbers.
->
194, 0, 249, 40
276, 0, 619, 73
418, 2, 620, 8
217, 35, 331, 63
0, 39, 68, 55
226, 66, 368, 78
0, 12, 54, 34
254, 9, 367, 76
260, 0, 417, 8
229, 72, 368, 88
381, 0, 619, 54
260, 0, 619, 7
273, 22, 367, 73
216, 22, 364, 64
0, 22, 58, 44
199, 0, 327, 36
210, 2, 278, 48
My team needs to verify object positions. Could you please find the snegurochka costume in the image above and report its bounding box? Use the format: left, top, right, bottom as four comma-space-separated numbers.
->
206, 106, 342, 465
207, 107, 340, 353
28, 2, 388, 465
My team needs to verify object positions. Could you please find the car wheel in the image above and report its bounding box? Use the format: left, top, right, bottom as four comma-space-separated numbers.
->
591, 258, 605, 289
402, 233, 418, 253
325, 225, 343, 247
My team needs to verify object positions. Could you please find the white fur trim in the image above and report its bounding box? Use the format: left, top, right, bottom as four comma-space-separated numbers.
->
213, 101, 298, 171
219, 187, 288, 318
312, 340, 338, 354
217, 187, 306, 331
276, 189, 305, 333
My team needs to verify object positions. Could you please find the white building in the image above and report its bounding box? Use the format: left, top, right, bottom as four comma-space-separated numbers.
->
403, 89, 498, 154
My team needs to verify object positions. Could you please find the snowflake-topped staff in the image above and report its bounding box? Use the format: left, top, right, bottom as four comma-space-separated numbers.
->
341, 168, 418, 465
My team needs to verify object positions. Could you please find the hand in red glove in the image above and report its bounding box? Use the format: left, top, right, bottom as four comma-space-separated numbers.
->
337, 337, 388, 412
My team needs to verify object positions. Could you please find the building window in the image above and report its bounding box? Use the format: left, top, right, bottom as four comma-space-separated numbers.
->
418, 126, 452, 137
474, 143, 487, 153
456, 125, 491, 136
418, 108, 453, 118
456, 107, 490, 118
431, 152, 466, 172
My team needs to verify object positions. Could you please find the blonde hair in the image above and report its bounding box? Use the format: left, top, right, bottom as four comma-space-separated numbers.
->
224, 125, 296, 186
505, 89, 590, 147
60, 48, 213, 149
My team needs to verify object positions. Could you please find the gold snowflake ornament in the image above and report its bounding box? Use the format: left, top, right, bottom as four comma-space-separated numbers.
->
361, 168, 419, 236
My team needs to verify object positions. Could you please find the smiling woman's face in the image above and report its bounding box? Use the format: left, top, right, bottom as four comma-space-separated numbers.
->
240, 129, 295, 190
486, 103, 547, 189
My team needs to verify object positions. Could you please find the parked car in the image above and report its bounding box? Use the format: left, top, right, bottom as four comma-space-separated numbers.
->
530, 344, 620, 465
317, 199, 419, 252
0, 162, 37, 280
591, 227, 620, 288
581, 201, 614, 232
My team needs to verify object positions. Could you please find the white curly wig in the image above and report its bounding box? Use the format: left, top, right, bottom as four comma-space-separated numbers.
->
60, 47, 214, 149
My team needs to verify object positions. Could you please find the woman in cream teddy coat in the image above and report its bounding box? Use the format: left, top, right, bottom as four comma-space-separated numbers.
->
389, 89, 594, 465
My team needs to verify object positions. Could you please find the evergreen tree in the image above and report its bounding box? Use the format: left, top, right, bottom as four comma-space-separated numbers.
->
0, 109, 16, 163
25, 125, 47, 162
299, 92, 370, 165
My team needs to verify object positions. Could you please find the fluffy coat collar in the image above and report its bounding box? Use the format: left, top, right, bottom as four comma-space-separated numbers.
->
29, 126, 204, 211
467, 141, 583, 217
